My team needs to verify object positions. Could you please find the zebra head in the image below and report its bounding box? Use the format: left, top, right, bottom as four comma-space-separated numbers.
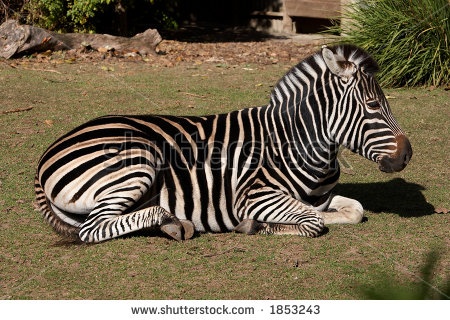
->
321, 45, 412, 173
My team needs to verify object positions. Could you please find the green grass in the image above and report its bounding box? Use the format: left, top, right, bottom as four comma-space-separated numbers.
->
0, 60, 448, 299
330, 0, 450, 87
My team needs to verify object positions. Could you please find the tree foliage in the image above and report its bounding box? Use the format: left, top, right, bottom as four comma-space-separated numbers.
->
9, 0, 179, 35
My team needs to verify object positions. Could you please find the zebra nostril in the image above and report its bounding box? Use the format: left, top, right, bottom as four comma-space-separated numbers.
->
394, 134, 413, 169
404, 153, 410, 165
402, 136, 413, 165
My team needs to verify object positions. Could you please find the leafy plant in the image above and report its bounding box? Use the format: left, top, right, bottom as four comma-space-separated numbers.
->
66, 0, 113, 31
329, 0, 450, 87
22, 0, 111, 32
26, 0, 68, 31
22, 0, 179, 34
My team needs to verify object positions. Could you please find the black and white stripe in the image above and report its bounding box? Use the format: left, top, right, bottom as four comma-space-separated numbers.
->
35, 44, 411, 243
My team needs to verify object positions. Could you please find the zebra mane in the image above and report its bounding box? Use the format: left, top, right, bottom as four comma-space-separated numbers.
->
270, 44, 379, 105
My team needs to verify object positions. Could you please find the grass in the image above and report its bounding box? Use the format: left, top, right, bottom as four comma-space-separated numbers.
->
330, 0, 450, 87
0, 58, 449, 300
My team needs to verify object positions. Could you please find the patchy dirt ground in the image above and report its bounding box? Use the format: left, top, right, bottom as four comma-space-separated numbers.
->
155, 38, 320, 66
6, 31, 325, 67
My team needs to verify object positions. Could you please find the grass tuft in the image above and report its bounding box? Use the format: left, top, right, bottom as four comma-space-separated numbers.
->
329, 0, 450, 87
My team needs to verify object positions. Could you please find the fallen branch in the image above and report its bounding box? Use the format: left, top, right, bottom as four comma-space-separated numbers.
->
0, 20, 162, 59
180, 91, 207, 99
178, 91, 217, 101
19, 67, 62, 74
0, 106, 33, 115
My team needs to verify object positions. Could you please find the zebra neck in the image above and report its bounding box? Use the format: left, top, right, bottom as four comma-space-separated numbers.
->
261, 103, 340, 181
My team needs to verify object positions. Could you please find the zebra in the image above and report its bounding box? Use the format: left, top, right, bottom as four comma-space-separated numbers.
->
35, 44, 412, 243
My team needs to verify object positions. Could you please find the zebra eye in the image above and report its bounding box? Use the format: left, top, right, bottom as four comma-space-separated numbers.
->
366, 99, 381, 110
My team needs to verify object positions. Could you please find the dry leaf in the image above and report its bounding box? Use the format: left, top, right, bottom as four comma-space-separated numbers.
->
341, 167, 355, 175
44, 119, 53, 127
434, 207, 448, 214
100, 65, 114, 72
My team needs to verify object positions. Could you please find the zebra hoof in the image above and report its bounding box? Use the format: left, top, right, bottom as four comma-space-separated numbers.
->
160, 223, 183, 241
180, 220, 195, 240
234, 219, 264, 235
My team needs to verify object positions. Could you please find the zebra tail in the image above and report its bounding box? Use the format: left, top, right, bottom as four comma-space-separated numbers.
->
34, 174, 81, 240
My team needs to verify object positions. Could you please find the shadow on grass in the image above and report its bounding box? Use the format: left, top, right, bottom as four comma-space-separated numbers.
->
51, 178, 433, 246
360, 248, 449, 300
335, 178, 434, 218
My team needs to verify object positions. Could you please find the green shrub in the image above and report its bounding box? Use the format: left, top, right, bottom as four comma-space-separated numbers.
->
22, 0, 179, 34
67, 0, 113, 31
23, 0, 113, 32
330, 0, 450, 87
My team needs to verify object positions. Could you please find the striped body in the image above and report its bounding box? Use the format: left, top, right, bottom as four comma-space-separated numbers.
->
35, 45, 412, 242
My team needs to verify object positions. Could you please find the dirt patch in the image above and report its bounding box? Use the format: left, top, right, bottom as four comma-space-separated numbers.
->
5, 35, 322, 68
156, 39, 319, 66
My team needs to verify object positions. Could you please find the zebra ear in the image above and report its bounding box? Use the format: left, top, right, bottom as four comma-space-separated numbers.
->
322, 46, 357, 80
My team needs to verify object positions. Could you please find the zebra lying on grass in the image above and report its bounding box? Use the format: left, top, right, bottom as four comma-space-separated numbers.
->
35, 44, 412, 243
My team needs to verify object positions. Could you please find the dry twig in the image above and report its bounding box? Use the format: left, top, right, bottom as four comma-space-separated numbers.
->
0, 106, 33, 115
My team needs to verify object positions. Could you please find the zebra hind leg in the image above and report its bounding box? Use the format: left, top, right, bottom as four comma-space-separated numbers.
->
78, 203, 195, 243
320, 195, 364, 225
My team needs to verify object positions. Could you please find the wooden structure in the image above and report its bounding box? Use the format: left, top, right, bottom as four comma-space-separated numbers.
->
284, 0, 341, 32
284, 0, 341, 19
178, 0, 347, 33
250, 0, 345, 33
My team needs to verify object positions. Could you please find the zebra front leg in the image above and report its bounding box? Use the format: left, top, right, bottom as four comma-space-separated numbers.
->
234, 219, 265, 234
235, 189, 325, 237
79, 205, 194, 243
257, 222, 323, 237
320, 195, 364, 225
163, 219, 195, 241
234, 216, 324, 237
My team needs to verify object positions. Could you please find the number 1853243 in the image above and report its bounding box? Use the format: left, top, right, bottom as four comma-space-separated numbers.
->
269, 304, 320, 315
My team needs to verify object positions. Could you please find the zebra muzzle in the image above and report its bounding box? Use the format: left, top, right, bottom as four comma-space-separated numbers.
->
378, 135, 413, 173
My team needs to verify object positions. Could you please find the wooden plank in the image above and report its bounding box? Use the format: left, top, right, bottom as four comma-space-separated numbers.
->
251, 11, 284, 18
284, 0, 341, 19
